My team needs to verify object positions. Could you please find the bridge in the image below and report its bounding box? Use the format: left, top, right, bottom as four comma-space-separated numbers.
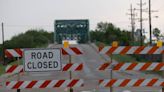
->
54, 20, 89, 44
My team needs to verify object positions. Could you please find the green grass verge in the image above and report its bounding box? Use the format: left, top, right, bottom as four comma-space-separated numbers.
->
0, 64, 6, 76
111, 54, 136, 62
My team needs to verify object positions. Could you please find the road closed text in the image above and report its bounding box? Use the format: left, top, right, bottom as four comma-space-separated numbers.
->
27, 61, 59, 69
24, 49, 61, 72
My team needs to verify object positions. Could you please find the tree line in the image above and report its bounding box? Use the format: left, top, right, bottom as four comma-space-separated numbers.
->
4, 29, 53, 49
90, 22, 132, 45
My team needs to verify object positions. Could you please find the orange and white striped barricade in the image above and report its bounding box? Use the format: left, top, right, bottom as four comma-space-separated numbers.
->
6, 79, 84, 89
98, 62, 164, 71
5, 49, 23, 58
5, 47, 83, 58
6, 63, 83, 74
62, 47, 83, 55
99, 46, 164, 55
99, 79, 164, 87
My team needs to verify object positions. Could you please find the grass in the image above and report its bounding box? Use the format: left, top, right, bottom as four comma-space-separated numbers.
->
111, 54, 136, 62
0, 64, 6, 76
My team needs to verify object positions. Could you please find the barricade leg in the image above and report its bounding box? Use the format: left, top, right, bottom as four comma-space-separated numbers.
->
69, 55, 73, 92
162, 55, 164, 92
17, 89, 20, 92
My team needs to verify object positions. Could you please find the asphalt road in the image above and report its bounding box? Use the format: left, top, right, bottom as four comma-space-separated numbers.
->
0, 44, 162, 92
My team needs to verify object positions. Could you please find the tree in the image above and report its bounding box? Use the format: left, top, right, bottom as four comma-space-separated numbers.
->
90, 22, 132, 45
153, 28, 161, 41
4, 29, 54, 48
96, 22, 111, 32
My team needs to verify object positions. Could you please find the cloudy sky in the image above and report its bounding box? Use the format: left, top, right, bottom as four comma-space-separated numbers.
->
0, 0, 163, 43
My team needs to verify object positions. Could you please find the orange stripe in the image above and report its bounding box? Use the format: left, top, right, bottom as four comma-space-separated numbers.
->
5, 50, 13, 58
134, 46, 145, 54
119, 79, 131, 87
147, 79, 158, 86
113, 63, 124, 70
68, 80, 79, 87
106, 47, 118, 55
71, 47, 82, 54
75, 64, 83, 71
6, 82, 10, 86
126, 63, 138, 70
26, 81, 37, 88
148, 46, 158, 54
140, 63, 152, 71
161, 49, 164, 54
160, 81, 164, 86
120, 46, 132, 54
99, 46, 104, 52
14, 49, 23, 57
99, 63, 110, 70
62, 48, 69, 55
13, 81, 24, 89
6, 65, 18, 73
106, 79, 117, 87
63, 64, 73, 71
40, 80, 51, 88
99, 80, 104, 84
154, 63, 164, 71
133, 79, 144, 87
54, 80, 65, 87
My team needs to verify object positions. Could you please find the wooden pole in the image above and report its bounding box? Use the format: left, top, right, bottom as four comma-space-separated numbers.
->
1, 23, 5, 65
149, 0, 152, 45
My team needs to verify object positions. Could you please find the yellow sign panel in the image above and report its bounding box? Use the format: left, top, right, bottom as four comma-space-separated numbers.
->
157, 41, 163, 47
64, 41, 69, 48
112, 41, 118, 47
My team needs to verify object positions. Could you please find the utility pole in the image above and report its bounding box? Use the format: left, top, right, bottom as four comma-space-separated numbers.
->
127, 4, 136, 42
140, 0, 143, 46
136, 0, 147, 46
149, 0, 152, 45
1, 23, 5, 65
148, 0, 158, 45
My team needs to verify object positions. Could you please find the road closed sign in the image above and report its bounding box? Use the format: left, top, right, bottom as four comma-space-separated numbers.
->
24, 48, 61, 72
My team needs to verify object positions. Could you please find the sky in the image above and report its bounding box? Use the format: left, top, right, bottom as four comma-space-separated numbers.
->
0, 0, 163, 43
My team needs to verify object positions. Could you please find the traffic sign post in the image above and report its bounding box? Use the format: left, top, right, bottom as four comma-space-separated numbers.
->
24, 48, 62, 72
